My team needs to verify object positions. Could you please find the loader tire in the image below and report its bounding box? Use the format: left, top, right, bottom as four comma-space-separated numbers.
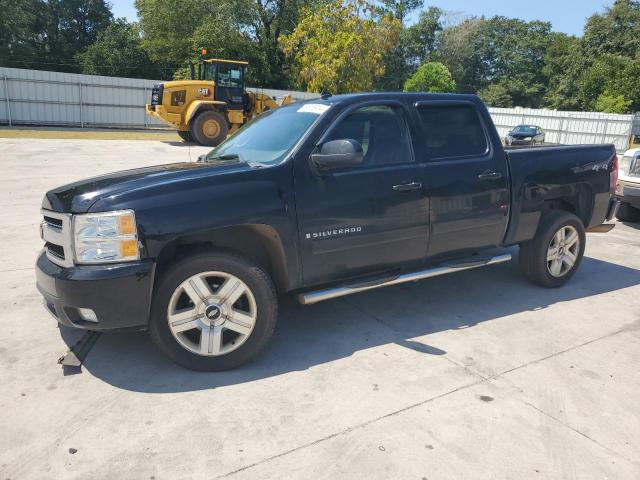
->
191, 110, 228, 146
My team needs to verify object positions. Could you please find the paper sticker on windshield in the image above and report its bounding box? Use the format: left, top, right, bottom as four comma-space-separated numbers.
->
297, 104, 330, 115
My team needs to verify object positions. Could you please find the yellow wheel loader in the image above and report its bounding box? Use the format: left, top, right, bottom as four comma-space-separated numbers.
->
145, 56, 292, 146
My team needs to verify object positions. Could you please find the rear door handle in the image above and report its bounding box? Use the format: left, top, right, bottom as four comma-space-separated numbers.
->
478, 171, 503, 180
393, 181, 422, 192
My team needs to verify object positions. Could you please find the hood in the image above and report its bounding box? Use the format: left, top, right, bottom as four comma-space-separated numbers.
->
509, 131, 535, 139
161, 80, 213, 89
43, 159, 253, 213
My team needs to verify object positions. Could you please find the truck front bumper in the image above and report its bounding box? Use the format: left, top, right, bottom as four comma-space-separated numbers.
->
616, 178, 640, 208
145, 104, 182, 128
35, 251, 155, 331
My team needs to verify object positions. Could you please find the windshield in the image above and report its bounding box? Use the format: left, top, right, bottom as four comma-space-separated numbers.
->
511, 125, 536, 134
205, 102, 329, 165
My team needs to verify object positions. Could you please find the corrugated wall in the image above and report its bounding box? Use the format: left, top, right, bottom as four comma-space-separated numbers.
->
0, 67, 635, 151
0, 67, 319, 129
490, 107, 634, 152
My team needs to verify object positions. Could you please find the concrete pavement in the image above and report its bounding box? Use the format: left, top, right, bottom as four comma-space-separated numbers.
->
0, 138, 639, 479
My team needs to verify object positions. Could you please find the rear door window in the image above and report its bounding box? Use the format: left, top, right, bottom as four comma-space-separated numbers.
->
416, 105, 488, 159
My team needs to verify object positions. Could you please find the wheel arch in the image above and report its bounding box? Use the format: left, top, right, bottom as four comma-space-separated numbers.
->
185, 100, 227, 125
541, 183, 593, 226
154, 224, 289, 293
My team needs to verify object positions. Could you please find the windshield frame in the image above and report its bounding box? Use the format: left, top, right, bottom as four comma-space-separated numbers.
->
204, 101, 331, 166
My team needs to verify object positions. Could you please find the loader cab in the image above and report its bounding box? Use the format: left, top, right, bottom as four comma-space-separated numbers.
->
630, 114, 640, 149
199, 59, 248, 110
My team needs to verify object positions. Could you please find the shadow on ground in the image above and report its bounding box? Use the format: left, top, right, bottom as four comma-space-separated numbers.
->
59, 252, 640, 393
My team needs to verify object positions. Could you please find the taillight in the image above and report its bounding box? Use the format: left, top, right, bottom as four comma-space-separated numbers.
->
611, 155, 619, 193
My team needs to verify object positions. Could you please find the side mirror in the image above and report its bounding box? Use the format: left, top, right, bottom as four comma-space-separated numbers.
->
311, 139, 364, 171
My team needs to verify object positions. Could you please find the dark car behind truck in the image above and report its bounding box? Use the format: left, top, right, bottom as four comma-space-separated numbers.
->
36, 93, 620, 371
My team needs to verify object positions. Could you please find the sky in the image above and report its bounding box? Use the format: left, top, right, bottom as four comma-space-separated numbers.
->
109, 0, 613, 37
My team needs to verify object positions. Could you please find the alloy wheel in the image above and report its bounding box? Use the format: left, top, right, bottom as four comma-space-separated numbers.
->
546, 225, 580, 277
167, 271, 257, 356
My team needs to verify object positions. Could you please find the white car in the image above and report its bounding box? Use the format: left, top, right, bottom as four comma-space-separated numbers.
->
616, 147, 640, 222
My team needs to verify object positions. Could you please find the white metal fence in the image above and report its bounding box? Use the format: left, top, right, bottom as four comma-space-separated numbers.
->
490, 107, 634, 152
0, 67, 636, 151
0, 67, 319, 129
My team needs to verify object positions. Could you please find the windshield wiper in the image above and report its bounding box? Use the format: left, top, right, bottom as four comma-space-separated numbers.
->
210, 153, 240, 161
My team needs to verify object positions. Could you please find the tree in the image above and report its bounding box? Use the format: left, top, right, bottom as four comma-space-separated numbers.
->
578, 55, 640, 112
135, 0, 215, 74
280, 0, 401, 93
542, 33, 583, 110
0, 0, 41, 68
403, 7, 442, 68
403, 62, 455, 93
135, 0, 311, 87
1, 0, 113, 72
373, 1, 442, 91
76, 19, 159, 78
475, 17, 552, 107
595, 92, 632, 113
478, 82, 514, 107
583, 0, 640, 59
40, 0, 114, 71
432, 18, 483, 94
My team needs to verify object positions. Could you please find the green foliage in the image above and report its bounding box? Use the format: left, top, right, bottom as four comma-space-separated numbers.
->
595, 92, 632, 113
577, 55, 640, 113
1, 0, 639, 110
77, 19, 159, 78
0, 0, 40, 67
372, 1, 442, 91
403, 62, 455, 93
478, 82, 514, 108
0, 0, 113, 72
583, 0, 640, 59
135, 0, 309, 86
280, 0, 401, 93
542, 33, 583, 110
431, 18, 483, 94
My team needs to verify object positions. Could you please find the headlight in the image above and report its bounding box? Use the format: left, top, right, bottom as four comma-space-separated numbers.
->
524, 137, 532, 141
73, 210, 139, 264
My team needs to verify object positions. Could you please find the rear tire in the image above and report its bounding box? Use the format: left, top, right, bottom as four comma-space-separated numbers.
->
616, 202, 640, 222
190, 110, 228, 146
519, 211, 586, 288
149, 251, 277, 371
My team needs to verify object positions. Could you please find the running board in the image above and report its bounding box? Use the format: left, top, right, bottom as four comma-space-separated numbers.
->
298, 253, 512, 305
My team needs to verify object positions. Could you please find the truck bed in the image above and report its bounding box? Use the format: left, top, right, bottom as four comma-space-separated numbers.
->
503, 144, 617, 245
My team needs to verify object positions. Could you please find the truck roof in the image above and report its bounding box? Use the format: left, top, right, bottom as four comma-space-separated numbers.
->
314, 92, 483, 105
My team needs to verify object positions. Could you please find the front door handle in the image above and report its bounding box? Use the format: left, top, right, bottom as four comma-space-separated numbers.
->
478, 170, 503, 180
393, 181, 422, 192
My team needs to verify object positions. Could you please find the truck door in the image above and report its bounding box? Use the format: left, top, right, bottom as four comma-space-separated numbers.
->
414, 101, 509, 256
294, 102, 429, 287
215, 63, 245, 110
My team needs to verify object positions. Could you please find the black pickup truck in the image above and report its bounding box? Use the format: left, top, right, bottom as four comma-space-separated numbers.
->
36, 93, 620, 371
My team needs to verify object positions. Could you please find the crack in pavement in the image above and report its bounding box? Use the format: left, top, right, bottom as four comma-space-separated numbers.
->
522, 400, 639, 467
215, 323, 636, 478
215, 376, 486, 479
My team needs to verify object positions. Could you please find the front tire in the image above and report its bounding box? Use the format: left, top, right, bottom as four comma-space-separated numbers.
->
616, 202, 640, 222
177, 130, 192, 142
519, 211, 586, 288
190, 110, 228, 146
149, 252, 277, 371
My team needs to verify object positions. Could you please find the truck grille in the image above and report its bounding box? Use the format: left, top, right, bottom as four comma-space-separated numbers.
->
41, 210, 74, 267
151, 83, 164, 106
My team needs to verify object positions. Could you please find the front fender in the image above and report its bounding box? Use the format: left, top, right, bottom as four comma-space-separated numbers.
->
185, 100, 227, 125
